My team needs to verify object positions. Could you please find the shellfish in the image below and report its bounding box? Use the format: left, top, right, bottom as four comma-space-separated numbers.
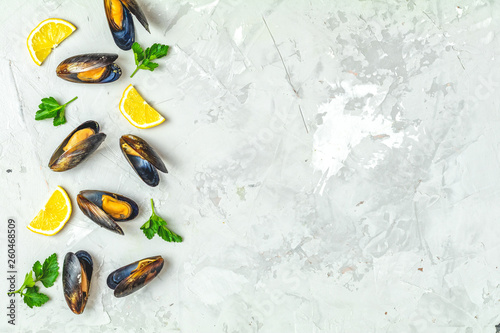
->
63, 251, 93, 314
120, 134, 167, 187
48, 120, 106, 172
107, 256, 164, 298
77, 190, 139, 235
104, 0, 150, 50
56, 53, 122, 84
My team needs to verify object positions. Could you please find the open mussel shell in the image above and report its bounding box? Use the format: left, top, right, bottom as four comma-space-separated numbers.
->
120, 135, 167, 187
107, 256, 164, 298
49, 120, 106, 172
63, 251, 93, 314
104, 0, 150, 50
56, 53, 122, 83
77, 190, 139, 235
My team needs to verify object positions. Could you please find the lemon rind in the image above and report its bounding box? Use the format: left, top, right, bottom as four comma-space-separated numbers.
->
119, 84, 165, 129
27, 18, 76, 66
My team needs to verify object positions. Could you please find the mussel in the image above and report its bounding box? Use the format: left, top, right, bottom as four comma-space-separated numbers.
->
77, 190, 139, 235
107, 256, 164, 298
104, 0, 150, 50
49, 120, 106, 172
63, 251, 93, 314
120, 135, 167, 187
56, 53, 122, 84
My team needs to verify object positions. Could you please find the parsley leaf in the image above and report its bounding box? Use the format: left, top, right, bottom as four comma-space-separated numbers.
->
140, 199, 183, 242
7, 253, 59, 309
40, 253, 59, 288
139, 61, 159, 72
132, 42, 145, 65
24, 271, 36, 288
41, 97, 59, 106
158, 224, 183, 242
23, 286, 49, 308
130, 42, 169, 78
33, 261, 43, 280
146, 43, 169, 60
35, 96, 77, 126
140, 218, 156, 239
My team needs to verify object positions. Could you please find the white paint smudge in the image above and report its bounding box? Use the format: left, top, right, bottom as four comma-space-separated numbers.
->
234, 26, 243, 45
185, 266, 248, 305
193, 0, 220, 13
312, 82, 404, 193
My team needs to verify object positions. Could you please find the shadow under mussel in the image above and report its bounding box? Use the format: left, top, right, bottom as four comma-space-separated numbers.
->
107, 256, 164, 298
77, 190, 139, 235
56, 53, 122, 83
104, 0, 150, 50
49, 120, 106, 172
63, 251, 93, 314
120, 134, 167, 187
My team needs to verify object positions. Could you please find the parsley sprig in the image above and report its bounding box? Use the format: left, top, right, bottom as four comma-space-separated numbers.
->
7, 253, 59, 308
140, 199, 182, 242
130, 42, 169, 78
35, 96, 78, 126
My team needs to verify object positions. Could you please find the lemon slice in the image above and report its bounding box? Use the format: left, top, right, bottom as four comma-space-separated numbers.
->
27, 186, 72, 236
119, 84, 165, 129
27, 18, 76, 66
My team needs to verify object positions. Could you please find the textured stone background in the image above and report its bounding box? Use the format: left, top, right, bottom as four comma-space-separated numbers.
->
1, 0, 499, 332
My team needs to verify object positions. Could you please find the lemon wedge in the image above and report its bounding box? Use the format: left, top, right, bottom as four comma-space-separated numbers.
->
27, 186, 72, 236
119, 84, 165, 129
27, 18, 76, 66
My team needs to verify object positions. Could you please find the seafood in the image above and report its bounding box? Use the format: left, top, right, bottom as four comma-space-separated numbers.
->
104, 0, 150, 50
49, 120, 106, 172
120, 134, 167, 187
107, 256, 164, 297
56, 53, 122, 83
77, 190, 139, 235
63, 251, 93, 314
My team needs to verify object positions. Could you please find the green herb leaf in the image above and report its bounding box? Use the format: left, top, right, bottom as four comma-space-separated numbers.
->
147, 43, 169, 60
38, 102, 55, 111
35, 96, 77, 126
41, 97, 59, 106
140, 215, 157, 239
23, 286, 49, 308
141, 223, 156, 239
40, 253, 59, 288
7, 253, 59, 309
139, 62, 159, 71
157, 225, 183, 242
24, 271, 36, 288
132, 42, 144, 65
140, 199, 183, 242
52, 107, 66, 127
35, 108, 59, 120
130, 42, 169, 78
33, 261, 43, 280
